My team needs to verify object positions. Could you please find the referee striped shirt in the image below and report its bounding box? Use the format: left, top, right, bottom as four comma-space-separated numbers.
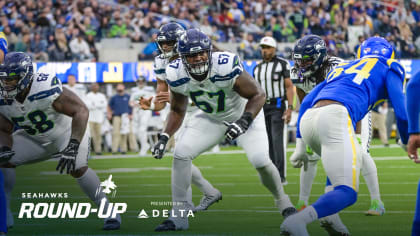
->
253, 57, 291, 99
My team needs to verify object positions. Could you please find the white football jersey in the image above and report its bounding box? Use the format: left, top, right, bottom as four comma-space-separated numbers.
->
130, 85, 155, 101
166, 51, 246, 122
291, 56, 343, 94
0, 72, 72, 145
153, 55, 169, 81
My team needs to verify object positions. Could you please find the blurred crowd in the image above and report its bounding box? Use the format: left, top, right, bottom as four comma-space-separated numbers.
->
0, 0, 419, 61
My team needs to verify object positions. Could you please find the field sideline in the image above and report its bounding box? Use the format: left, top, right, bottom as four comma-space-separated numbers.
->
8, 139, 418, 235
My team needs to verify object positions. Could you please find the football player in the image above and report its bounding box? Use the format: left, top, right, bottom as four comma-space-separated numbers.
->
129, 76, 154, 156
406, 71, 420, 235
139, 22, 222, 211
290, 35, 385, 217
0, 52, 121, 231
281, 36, 408, 235
0, 31, 7, 235
152, 29, 296, 231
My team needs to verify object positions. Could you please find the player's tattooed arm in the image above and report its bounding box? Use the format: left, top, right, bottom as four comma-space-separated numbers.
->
52, 87, 89, 142
0, 114, 13, 148
162, 90, 188, 137
233, 70, 266, 119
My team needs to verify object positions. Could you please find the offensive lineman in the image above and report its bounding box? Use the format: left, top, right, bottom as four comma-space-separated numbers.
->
290, 35, 385, 217
281, 36, 409, 235
0, 52, 121, 231
152, 29, 296, 231
140, 22, 222, 211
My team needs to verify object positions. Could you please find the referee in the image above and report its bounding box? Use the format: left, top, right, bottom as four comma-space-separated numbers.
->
253, 36, 294, 183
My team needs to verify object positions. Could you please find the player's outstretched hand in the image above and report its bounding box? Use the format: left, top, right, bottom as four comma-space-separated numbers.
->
139, 96, 153, 110
155, 91, 170, 104
223, 112, 253, 141
152, 133, 169, 159
54, 139, 80, 174
408, 134, 420, 164
0, 146, 14, 165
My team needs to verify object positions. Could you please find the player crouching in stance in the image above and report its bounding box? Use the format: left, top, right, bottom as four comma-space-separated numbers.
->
281, 37, 409, 236
152, 29, 296, 231
0, 52, 121, 230
290, 35, 385, 217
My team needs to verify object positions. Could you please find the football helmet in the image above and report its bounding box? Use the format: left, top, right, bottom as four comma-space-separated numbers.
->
178, 28, 212, 76
293, 34, 327, 78
156, 22, 185, 58
357, 36, 395, 59
0, 52, 34, 99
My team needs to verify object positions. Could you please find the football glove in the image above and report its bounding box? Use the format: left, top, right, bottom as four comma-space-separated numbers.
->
54, 139, 80, 174
152, 133, 170, 159
290, 138, 309, 170
0, 146, 14, 165
223, 112, 253, 141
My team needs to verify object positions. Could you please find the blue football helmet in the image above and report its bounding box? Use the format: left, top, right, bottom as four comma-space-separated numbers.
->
357, 36, 395, 59
293, 34, 327, 78
0, 52, 34, 99
156, 22, 185, 58
178, 28, 212, 76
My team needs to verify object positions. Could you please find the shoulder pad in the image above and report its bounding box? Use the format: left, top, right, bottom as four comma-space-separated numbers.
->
387, 59, 405, 80
210, 52, 243, 83
28, 73, 62, 102
165, 58, 189, 87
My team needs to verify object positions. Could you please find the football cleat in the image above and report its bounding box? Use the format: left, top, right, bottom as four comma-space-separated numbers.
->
155, 219, 177, 232
295, 200, 307, 212
365, 199, 385, 216
282, 207, 298, 218
193, 189, 222, 212
319, 214, 350, 236
103, 219, 120, 230
280, 213, 310, 236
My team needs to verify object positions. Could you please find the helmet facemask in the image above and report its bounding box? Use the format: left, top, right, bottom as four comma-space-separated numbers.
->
181, 48, 212, 76
0, 67, 33, 99
156, 39, 178, 59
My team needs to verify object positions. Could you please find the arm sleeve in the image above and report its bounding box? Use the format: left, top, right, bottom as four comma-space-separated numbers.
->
407, 72, 420, 134
0, 32, 8, 54
296, 80, 327, 138
386, 70, 409, 144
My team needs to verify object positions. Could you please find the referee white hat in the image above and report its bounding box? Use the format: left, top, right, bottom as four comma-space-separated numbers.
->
259, 36, 277, 48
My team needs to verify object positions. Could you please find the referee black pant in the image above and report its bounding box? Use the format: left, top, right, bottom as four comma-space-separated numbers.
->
263, 98, 287, 182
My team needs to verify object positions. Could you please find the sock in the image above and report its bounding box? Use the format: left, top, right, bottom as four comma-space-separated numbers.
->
76, 168, 119, 222
361, 152, 381, 201
312, 185, 357, 218
1, 168, 15, 227
299, 205, 318, 224
299, 160, 318, 204
257, 163, 292, 211
191, 164, 217, 195
0, 171, 7, 233
170, 158, 192, 227
413, 179, 420, 236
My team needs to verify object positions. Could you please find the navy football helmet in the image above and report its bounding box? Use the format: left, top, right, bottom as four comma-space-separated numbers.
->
357, 36, 395, 59
178, 28, 212, 76
156, 22, 185, 58
0, 52, 34, 99
293, 34, 327, 78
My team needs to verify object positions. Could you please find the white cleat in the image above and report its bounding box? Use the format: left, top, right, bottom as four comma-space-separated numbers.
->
280, 213, 310, 236
319, 214, 350, 236
193, 189, 222, 212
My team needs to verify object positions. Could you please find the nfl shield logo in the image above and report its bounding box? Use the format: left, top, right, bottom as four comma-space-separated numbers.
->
273, 73, 279, 81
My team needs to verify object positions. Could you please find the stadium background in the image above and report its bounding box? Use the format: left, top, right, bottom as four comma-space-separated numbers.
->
2, 0, 420, 235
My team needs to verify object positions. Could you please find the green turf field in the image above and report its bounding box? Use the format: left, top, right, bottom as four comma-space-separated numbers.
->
7, 139, 419, 235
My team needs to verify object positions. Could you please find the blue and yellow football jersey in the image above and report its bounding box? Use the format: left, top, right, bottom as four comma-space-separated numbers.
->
297, 55, 409, 143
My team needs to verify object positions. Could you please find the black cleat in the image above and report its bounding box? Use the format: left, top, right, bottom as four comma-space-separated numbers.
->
103, 219, 120, 230
282, 207, 298, 218
155, 219, 176, 232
